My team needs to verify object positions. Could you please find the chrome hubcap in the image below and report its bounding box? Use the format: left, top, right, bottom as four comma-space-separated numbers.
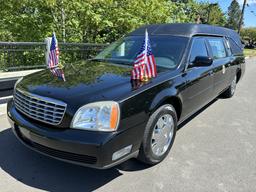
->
151, 114, 174, 156
231, 76, 237, 95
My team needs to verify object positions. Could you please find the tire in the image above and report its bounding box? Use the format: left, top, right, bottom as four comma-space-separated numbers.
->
222, 75, 237, 98
137, 104, 177, 165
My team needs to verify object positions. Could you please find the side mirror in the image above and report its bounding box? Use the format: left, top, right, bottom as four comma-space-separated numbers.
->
191, 56, 213, 67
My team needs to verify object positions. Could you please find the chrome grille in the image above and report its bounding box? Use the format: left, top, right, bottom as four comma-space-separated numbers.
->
14, 89, 67, 125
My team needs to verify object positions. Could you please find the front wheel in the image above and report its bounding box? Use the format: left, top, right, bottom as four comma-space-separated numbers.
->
137, 104, 177, 165
222, 75, 237, 98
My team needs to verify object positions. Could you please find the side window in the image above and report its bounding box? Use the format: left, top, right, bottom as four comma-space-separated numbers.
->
207, 38, 227, 59
229, 38, 242, 55
189, 38, 208, 63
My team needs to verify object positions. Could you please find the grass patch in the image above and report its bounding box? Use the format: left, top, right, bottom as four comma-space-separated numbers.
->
244, 49, 256, 57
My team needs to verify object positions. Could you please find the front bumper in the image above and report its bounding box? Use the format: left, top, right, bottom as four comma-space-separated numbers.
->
7, 100, 146, 169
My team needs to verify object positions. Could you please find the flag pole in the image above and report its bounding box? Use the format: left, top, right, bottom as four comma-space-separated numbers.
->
45, 37, 51, 67
142, 29, 149, 82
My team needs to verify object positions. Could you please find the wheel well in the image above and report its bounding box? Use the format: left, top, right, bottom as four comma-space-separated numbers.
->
161, 97, 182, 121
236, 69, 242, 83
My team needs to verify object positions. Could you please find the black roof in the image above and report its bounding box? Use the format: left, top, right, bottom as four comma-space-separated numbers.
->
130, 23, 242, 47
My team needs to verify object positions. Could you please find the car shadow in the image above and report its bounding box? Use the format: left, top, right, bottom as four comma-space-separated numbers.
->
0, 127, 153, 192
0, 128, 121, 192
0, 99, 218, 191
178, 98, 218, 130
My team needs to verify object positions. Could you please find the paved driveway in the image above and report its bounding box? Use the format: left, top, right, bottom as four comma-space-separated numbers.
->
0, 58, 255, 192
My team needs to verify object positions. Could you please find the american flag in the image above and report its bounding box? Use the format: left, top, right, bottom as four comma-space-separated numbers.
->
131, 29, 157, 81
48, 33, 66, 81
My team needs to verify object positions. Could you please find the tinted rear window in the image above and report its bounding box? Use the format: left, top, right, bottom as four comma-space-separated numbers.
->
229, 38, 243, 55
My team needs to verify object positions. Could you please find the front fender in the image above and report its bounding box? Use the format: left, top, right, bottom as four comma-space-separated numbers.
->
149, 88, 181, 113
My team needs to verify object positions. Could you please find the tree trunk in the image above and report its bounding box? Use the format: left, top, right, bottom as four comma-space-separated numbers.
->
61, 0, 66, 42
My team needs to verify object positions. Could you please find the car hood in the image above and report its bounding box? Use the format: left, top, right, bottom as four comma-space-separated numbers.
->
17, 60, 173, 111
18, 60, 136, 105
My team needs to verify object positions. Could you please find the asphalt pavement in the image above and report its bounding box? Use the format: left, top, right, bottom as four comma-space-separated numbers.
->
0, 58, 255, 192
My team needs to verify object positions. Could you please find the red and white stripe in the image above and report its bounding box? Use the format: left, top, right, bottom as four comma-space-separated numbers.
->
131, 30, 157, 80
48, 33, 65, 81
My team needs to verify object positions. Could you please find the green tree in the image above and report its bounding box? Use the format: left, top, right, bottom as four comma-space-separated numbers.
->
226, 0, 242, 30
0, 0, 54, 41
191, 2, 226, 26
241, 28, 256, 46
207, 4, 227, 26
171, 1, 226, 26
0, 0, 226, 43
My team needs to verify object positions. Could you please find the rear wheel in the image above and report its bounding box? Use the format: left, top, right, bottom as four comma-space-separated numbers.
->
222, 75, 237, 98
137, 104, 177, 165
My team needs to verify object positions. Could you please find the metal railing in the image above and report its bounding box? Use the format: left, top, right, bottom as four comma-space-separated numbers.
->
0, 42, 107, 71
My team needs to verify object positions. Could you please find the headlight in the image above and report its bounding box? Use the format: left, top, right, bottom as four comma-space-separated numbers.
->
71, 101, 120, 132
14, 77, 23, 90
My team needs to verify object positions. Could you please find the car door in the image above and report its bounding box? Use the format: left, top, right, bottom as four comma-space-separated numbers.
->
182, 37, 214, 117
225, 37, 240, 84
206, 37, 232, 96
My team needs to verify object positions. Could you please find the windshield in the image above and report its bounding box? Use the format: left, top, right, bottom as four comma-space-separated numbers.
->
94, 36, 189, 69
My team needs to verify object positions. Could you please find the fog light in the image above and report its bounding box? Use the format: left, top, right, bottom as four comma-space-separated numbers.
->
112, 145, 132, 161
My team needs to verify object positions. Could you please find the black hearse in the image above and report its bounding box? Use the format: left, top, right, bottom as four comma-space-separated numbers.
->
7, 24, 245, 169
